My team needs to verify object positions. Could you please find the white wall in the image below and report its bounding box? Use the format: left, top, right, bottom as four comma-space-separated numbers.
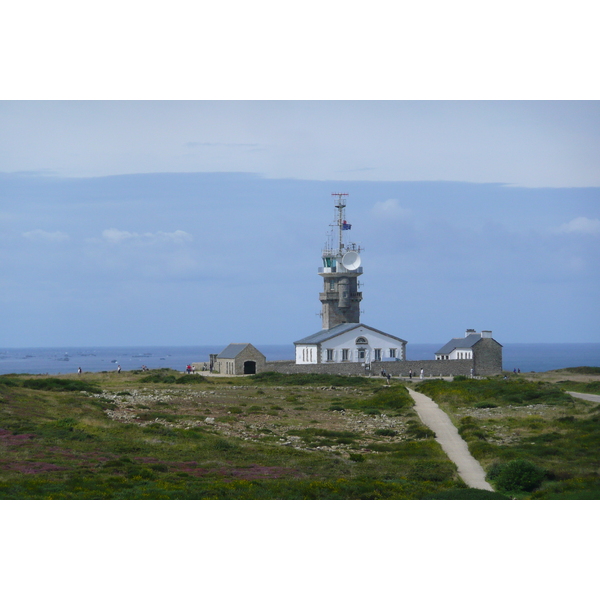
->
295, 345, 318, 364
321, 326, 405, 363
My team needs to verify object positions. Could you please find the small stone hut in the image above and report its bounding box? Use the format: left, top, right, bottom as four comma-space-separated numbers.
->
214, 343, 266, 375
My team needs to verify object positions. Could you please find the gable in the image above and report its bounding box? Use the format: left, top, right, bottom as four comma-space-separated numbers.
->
295, 323, 407, 347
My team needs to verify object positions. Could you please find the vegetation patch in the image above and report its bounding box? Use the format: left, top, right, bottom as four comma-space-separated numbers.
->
424, 488, 510, 500
249, 372, 373, 387
0, 376, 102, 394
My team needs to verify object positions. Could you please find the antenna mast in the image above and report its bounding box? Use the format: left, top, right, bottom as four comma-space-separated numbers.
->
331, 192, 348, 254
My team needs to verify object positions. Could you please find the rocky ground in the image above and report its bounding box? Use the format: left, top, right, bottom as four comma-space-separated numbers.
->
90, 383, 422, 457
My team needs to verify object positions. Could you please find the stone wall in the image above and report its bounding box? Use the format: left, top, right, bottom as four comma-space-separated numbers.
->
260, 359, 476, 377
473, 338, 503, 376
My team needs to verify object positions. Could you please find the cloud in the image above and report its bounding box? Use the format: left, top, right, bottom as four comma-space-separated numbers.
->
372, 199, 412, 220
102, 229, 193, 244
22, 229, 70, 242
558, 217, 600, 235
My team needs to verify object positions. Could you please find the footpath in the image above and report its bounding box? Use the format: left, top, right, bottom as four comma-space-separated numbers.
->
567, 391, 600, 403
406, 387, 494, 491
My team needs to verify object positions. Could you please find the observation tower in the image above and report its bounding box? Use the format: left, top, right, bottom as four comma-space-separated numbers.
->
319, 193, 363, 329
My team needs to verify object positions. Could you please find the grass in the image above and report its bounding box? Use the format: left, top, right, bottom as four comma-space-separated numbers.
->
0, 370, 463, 499
415, 376, 600, 499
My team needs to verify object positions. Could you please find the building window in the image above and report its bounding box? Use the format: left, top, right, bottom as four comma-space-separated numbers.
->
358, 348, 366, 360
389, 348, 396, 358
326, 349, 334, 362
356, 336, 368, 345
329, 279, 335, 291
342, 348, 349, 361
374, 348, 381, 361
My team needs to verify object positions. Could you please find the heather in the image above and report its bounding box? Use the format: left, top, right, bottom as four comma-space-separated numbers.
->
0, 371, 462, 499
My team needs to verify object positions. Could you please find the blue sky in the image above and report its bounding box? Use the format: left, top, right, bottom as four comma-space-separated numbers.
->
1, 101, 599, 347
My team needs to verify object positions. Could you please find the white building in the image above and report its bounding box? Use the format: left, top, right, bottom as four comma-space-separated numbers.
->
295, 323, 406, 365
294, 193, 408, 366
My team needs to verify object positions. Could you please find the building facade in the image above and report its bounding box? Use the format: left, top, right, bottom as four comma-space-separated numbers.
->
435, 329, 502, 375
213, 343, 266, 375
295, 323, 407, 365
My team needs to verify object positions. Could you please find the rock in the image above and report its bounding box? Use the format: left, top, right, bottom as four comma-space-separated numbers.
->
205, 417, 215, 423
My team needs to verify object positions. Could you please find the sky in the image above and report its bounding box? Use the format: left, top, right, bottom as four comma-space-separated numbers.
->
1, 101, 599, 347
1, 3, 599, 348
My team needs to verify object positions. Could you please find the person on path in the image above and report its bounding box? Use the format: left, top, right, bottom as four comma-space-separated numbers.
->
409, 369, 412, 379
78, 367, 82, 374
117, 364, 121, 373
387, 373, 391, 385
420, 368, 424, 379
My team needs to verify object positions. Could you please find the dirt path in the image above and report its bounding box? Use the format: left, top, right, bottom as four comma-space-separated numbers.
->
406, 387, 493, 491
567, 391, 600, 403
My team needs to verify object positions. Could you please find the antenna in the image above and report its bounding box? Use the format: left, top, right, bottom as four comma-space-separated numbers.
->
331, 193, 349, 254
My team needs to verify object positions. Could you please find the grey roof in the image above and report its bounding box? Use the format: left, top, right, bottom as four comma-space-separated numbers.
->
435, 334, 482, 355
295, 323, 407, 345
217, 343, 252, 359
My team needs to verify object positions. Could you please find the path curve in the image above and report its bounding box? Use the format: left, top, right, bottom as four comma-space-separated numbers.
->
407, 387, 493, 491
567, 391, 600, 403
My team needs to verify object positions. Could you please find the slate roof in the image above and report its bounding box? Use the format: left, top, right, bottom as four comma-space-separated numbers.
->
217, 343, 253, 359
435, 334, 482, 355
295, 323, 407, 345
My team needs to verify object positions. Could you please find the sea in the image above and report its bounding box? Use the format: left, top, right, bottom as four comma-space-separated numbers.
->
0, 343, 599, 376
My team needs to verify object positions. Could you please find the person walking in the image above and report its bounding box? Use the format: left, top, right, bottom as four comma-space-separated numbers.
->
420, 368, 424, 380
117, 364, 121, 373
409, 369, 412, 379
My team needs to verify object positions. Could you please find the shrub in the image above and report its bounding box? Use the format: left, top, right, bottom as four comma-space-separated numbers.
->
406, 420, 434, 439
492, 459, 547, 493
249, 372, 372, 387
21, 378, 102, 394
424, 489, 510, 500
475, 401, 498, 409
375, 429, 397, 437
348, 453, 365, 462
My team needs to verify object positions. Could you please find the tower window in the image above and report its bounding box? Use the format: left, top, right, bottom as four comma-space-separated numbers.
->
329, 279, 335, 290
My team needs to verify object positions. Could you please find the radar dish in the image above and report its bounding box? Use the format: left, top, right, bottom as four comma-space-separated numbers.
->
342, 251, 361, 271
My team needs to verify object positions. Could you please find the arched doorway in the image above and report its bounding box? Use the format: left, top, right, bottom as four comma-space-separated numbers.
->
243, 361, 256, 374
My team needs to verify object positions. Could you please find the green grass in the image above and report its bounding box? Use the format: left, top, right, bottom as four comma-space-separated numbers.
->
248, 372, 375, 387
0, 372, 463, 500
416, 377, 600, 498
556, 380, 600, 394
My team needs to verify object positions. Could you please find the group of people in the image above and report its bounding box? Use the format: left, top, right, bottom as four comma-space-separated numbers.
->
380, 368, 425, 381
408, 369, 425, 379
185, 364, 196, 374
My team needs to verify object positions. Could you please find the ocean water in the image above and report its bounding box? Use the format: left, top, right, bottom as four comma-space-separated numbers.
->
0, 343, 598, 375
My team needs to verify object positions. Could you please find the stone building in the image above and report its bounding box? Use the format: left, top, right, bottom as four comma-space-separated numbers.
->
213, 343, 266, 375
435, 329, 502, 375
295, 193, 407, 366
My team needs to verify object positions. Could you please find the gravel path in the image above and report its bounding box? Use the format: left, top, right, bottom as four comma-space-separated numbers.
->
406, 387, 494, 491
567, 391, 600, 403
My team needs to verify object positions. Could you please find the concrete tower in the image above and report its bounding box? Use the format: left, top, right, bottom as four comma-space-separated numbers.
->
318, 193, 363, 329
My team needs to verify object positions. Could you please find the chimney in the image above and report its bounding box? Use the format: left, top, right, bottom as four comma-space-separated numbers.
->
482, 330, 492, 338
465, 329, 477, 337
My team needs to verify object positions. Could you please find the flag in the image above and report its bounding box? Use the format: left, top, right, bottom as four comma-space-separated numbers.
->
342, 220, 352, 230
